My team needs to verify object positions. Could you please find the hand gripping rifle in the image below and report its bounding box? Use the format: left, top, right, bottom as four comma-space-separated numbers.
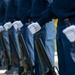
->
64, 18, 75, 47
64, 18, 75, 63
3, 24, 26, 75
12, 20, 34, 75
35, 32, 58, 75
0, 25, 21, 74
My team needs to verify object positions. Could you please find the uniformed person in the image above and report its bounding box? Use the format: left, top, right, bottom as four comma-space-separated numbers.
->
30, 0, 56, 74
13, 0, 56, 75
28, 0, 75, 75
4, 0, 22, 74
12, 0, 34, 68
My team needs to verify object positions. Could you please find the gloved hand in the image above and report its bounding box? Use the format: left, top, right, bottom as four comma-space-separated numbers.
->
0, 26, 4, 32
63, 25, 75, 42
13, 21, 23, 30
3, 22, 12, 30
28, 22, 41, 34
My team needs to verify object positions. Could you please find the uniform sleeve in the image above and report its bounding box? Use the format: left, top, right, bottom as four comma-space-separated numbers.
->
21, 9, 31, 24
0, 0, 6, 22
5, 0, 17, 22
21, 0, 32, 24
0, 1, 5, 15
38, 3, 54, 27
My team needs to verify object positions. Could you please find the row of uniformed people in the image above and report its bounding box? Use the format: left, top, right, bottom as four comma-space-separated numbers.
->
27, 0, 75, 75
0, 0, 23, 74
0, 0, 55, 75
4, 0, 33, 74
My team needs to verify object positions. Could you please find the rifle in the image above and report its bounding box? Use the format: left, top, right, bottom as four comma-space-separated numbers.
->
18, 29, 34, 75
35, 33, 58, 75
8, 30, 20, 60
0, 31, 12, 70
8, 30, 22, 75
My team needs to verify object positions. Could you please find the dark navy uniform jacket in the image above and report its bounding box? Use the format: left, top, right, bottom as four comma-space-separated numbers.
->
17, 0, 31, 20
4, 0, 18, 22
16, 0, 31, 24
37, 1, 75, 75
38, 0, 75, 26
4, 0, 31, 24
0, 0, 8, 23
30, 0, 49, 22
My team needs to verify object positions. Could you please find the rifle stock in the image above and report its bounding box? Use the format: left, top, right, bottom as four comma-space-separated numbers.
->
35, 33, 58, 75
18, 30, 34, 75
0, 32, 11, 70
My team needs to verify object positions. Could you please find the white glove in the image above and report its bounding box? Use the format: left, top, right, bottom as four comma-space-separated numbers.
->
13, 21, 23, 30
63, 25, 75, 42
3, 22, 12, 30
28, 22, 41, 34
0, 26, 4, 32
